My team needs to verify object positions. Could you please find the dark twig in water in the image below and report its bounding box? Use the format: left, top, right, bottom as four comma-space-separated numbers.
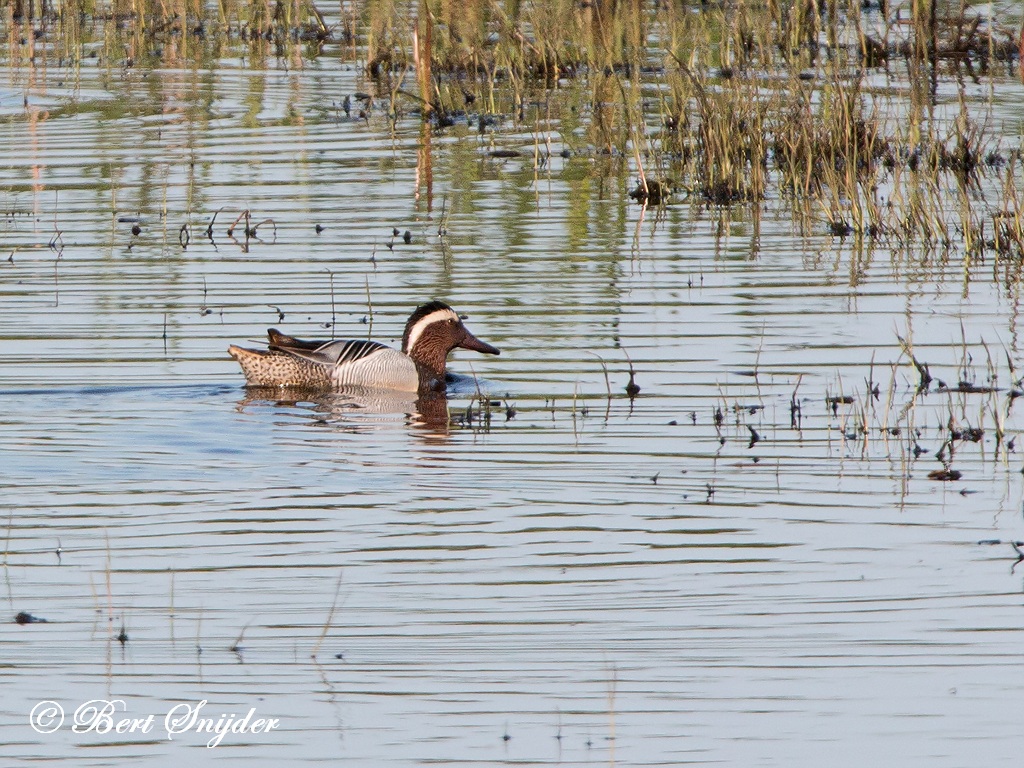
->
826, 394, 855, 416
587, 352, 613, 423
437, 196, 449, 241
323, 269, 336, 329
790, 375, 803, 430
1006, 348, 1021, 390
622, 348, 640, 398
52, 251, 62, 307
1012, 541, 1024, 573
226, 209, 250, 237
200, 277, 211, 316
897, 334, 933, 392
364, 275, 373, 340
467, 362, 492, 430
204, 207, 226, 240
3, 508, 14, 607
249, 218, 277, 240
866, 352, 880, 401
230, 622, 251, 655
49, 193, 64, 307
747, 425, 761, 448
312, 571, 345, 661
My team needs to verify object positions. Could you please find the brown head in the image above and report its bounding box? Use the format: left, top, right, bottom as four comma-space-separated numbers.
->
401, 301, 500, 377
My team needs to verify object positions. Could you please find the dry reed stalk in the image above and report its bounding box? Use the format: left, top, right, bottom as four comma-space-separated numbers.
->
413, 0, 431, 117
311, 570, 344, 660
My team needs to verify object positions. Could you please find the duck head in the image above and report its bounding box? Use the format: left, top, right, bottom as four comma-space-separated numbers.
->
401, 301, 500, 378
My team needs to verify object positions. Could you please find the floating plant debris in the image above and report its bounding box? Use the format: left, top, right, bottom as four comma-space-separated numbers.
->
14, 612, 47, 624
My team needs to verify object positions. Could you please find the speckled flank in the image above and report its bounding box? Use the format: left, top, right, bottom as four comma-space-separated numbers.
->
227, 344, 421, 390
227, 345, 333, 388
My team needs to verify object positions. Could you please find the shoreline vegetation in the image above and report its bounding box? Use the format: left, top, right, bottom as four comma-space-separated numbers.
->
2, 5, 1024, 535
2, 1, 1024, 267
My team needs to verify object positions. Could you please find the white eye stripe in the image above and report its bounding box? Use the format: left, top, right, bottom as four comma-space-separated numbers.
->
405, 308, 459, 352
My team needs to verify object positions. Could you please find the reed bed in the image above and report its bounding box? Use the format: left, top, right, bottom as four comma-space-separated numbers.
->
3, 0, 1023, 271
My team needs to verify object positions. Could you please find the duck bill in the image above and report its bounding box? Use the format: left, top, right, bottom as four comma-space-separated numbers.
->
459, 331, 500, 356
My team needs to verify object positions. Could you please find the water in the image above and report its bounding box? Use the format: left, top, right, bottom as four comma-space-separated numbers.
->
3, 5, 1024, 766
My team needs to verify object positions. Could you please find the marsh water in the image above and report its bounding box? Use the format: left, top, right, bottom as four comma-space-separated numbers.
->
3, 2, 1024, 765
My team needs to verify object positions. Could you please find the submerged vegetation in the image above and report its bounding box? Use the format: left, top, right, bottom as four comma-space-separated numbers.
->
2, 0, 1024, 270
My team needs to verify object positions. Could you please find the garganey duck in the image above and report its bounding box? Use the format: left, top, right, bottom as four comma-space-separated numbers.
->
228, 301, 500, 392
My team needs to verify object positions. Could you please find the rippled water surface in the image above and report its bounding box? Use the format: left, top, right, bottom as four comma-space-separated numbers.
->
3, 5, 1024, 766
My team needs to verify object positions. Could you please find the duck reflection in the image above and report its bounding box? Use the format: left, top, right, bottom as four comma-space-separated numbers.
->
235, 385, 455, 438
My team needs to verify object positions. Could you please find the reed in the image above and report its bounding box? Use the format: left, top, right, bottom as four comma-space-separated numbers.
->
311, 570, 344, 661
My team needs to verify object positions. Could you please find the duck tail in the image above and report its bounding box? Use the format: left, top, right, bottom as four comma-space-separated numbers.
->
227, 345, 269, 385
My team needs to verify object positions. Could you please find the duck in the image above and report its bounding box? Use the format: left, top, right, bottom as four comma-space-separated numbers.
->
227, 300, 500, 392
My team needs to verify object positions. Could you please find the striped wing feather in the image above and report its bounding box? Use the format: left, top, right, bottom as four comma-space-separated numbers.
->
320, 339, 391, 366
269, 331, 390, 368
